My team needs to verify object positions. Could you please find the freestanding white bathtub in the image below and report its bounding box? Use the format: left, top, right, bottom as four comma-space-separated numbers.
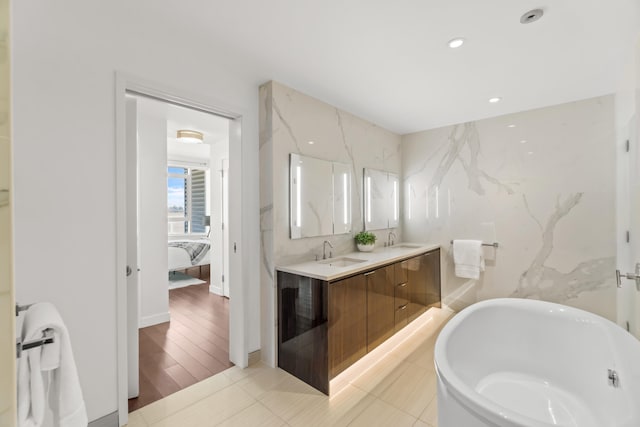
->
434, 298, 640, 427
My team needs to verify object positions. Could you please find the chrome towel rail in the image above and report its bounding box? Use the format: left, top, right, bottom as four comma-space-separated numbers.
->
450, 240, 499, 248
15, 303, 56, 358
17, 329, 55, 359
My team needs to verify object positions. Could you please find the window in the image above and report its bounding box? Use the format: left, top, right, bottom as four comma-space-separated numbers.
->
167, 165, 209, 234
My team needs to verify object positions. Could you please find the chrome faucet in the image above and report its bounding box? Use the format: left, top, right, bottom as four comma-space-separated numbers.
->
387, 231, 397, 247
323, 240, 334, 259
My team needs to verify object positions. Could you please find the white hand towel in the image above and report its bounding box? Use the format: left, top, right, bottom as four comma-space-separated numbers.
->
453, 239, 485, 279
18, 303, 88, 427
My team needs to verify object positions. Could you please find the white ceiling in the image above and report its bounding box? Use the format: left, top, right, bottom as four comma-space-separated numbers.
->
142, 0, 640, 134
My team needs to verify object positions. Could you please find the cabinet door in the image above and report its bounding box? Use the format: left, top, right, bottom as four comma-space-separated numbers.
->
395, 259, 408, 285
366, 265, 395, 352
328, 274, 367, 378
277, 271, 329, 394
425, 249, 441, 309
406, 255, 426, 323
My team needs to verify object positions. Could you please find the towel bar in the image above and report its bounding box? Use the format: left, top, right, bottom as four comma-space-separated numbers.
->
15, 303, 56, 358
450, 240, 499, 248
16, 328, 55, 359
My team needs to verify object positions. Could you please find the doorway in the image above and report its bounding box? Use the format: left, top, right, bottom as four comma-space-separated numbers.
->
115, 74, 247, 426
125, 93, 233, 411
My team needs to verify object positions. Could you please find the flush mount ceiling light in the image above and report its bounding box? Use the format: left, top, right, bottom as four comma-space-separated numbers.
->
448, 38, 465, 49
489, 97, 502, 104
177, 129, 204, 144
520, 8, 544, 24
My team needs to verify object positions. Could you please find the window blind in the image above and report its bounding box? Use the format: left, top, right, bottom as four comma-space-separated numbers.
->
191, 169, 207, 233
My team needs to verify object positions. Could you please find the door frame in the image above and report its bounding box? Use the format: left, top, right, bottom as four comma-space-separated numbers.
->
114, 72, 248, 426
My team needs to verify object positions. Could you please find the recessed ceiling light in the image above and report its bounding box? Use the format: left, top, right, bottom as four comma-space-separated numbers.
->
520, 140, 527, 144
507, 124, 516, 128
448, 38, 465, 49
520, 9, 544, 25
489, 97, 502, 104
308, 140, 315, 145
527, 151, 534, 155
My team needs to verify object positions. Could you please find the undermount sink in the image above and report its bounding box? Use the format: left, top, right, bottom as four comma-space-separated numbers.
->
389, 244, 422, 249
318, 257, 367, 267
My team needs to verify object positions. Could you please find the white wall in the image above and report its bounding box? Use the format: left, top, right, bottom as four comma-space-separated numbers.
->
615, 36, 640, 336
138, 114, 170, 327
11, 1, 260, 422
0, 0, 14, 422
402, 96, 617, 320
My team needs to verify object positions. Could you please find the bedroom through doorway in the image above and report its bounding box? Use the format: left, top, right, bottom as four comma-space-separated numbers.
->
126, 92, 232, 412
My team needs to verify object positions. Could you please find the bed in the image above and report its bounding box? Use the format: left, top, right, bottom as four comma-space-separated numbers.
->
168, 238, 211, 271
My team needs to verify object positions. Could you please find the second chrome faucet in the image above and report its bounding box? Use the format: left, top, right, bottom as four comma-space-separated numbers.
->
323, 240, 334, 259
387, 231, 397, 247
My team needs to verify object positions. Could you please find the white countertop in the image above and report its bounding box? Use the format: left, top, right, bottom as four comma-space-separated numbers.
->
276, 243, 440, 282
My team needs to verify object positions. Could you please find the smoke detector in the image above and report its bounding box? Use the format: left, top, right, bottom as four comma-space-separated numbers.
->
520, 9, 544, 24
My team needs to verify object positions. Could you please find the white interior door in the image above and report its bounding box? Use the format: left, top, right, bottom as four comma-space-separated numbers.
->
125, 96, 140, 397
222, 158, 229, 298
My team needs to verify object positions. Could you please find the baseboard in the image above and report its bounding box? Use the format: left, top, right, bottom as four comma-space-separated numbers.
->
209, 283, 223, 296
89, 411, 118, 427
139, 312, 170, 328
248, 349, 261, 366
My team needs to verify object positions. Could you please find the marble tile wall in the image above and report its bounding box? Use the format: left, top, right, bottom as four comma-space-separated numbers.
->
0, 0, 14, 423
402, 96, 617, 320
259, 81, 402, 365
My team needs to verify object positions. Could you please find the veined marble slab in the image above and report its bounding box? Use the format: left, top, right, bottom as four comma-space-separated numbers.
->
277, 243, 439, 282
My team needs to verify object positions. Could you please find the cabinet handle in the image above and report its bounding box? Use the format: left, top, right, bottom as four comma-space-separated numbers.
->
399, 304, 408, 310
398, 282, 407, 287
364, 271, 376, 276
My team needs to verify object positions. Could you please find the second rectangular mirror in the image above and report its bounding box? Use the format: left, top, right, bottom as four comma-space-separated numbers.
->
364, 168, 399, 231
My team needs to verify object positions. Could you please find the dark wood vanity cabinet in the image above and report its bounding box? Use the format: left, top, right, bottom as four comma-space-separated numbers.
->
366, 265, 396, 352
406, 250, 442, 323
277, 271, 329, 393
424, 249, 442, 309
328, 274, 367, 378
277, 248, 441, 395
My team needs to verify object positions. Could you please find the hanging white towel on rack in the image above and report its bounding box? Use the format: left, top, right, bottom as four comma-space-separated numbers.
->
17, 303, 87, 427
453, 239, 485, 279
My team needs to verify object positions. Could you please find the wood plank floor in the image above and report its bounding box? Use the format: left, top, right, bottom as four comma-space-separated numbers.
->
128, 282, 232, 412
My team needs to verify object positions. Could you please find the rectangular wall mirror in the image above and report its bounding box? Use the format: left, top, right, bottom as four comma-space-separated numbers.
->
364, 168, 399, 231
290, 153, 352, 239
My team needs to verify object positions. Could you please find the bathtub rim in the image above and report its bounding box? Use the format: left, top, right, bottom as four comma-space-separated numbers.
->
434, 298, 620, 427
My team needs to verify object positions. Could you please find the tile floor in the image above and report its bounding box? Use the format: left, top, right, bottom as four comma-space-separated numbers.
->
127, 307, 454, 427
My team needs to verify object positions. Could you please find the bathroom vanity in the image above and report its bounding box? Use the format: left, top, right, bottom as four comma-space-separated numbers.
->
276, 244, 441, 394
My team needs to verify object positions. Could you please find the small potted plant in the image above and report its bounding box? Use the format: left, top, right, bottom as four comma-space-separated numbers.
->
355, 231, 376, 252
